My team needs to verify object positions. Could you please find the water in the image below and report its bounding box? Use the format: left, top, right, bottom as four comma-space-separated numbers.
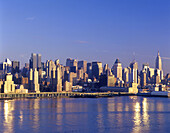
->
0, 96, 170, 133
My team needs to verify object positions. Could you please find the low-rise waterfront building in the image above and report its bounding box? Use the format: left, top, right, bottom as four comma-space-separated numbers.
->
16, 85, 28, 93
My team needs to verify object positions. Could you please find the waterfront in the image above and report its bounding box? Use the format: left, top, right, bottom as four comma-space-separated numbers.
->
0, 92, 134, 99
0, 96, 170, 133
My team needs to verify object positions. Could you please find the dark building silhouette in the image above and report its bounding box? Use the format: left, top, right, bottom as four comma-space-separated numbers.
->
92, 62, 103, 80
78, 60, 87, 73
37, 54, 42, 70
12, 61, 20, 74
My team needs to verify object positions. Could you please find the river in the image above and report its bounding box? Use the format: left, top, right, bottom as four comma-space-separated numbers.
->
0, 96, 170, 133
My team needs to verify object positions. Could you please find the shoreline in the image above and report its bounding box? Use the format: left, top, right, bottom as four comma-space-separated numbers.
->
0, 91, 169, 100
0, 92, 136, 100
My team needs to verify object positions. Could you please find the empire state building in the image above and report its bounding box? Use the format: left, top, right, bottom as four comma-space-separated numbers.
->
155, 51, 162, 70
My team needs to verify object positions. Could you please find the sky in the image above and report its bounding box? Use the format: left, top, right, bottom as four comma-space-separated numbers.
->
0, 0, 170, 74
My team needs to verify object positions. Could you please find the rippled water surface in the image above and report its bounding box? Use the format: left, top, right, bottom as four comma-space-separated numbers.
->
0, 96, 170, 133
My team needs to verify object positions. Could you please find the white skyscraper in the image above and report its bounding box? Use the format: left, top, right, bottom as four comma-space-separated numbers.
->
29, 68, 40, 93
155, 51, 163, 80
129, 61, 138, 84
33, 68, 40, 93
155, 51, 162, 70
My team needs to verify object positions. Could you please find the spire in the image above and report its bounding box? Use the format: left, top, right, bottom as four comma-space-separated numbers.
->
157, 51, 160, 56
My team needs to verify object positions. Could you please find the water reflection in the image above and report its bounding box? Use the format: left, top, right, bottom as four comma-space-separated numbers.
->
32, 99, 40, 132
132, 102, 142, 133
19, 111, 23, 127
142, 98, 149, 127
3, 100, 15, 133
0, 97, 170, 133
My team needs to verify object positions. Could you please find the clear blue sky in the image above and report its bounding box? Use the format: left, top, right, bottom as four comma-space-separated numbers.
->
0, 0, 170, 74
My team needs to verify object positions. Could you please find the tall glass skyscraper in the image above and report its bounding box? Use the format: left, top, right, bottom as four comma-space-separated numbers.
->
30, 53, 41, 70
37, 54, 41, 70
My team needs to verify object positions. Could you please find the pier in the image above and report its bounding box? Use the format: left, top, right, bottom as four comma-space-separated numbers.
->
0, 92, 136, 99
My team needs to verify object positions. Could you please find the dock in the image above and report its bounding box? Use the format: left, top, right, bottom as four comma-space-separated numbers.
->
0, 92, 136, 99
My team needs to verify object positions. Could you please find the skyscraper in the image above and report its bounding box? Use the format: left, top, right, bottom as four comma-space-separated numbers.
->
66, 58, 78, 71
29, 53, 37, 70
56, 65, 62, 92
51, 68, 56, 91
29, 53, 42, 70
140, 70, 147, 87
122, 67, 131, 84
130, 61, 138, 84
47, 60, 56, 78
78, 60, 87, 73
103, 64, 109, 75
29, 68, 40, 93
12, 61, 20, 74
37, 54, 41, 70
46, 60, 49, 77
112, 59, 122, 80
155, 51, 163, 81
92, 62, 103, 80
55, 59, 60, 66
86, 63, 91, 72
155, 51, 162, 70
33, 68, 40, 93
87, 63, 92, 79
0, 59, 12, 74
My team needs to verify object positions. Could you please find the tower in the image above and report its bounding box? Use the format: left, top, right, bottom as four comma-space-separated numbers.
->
29, 68, 40, 93
140, 70, 147, 87
155, 51, 162, 70
47, 60, 55, 78
66, 58, 77, 67
78, 60, 87, 73
29, 53, 42, 70
122, 67, 131, 84
130, 61, 138, 84
29, 53, 37, 70
56, 65, 62, 92
92, 62, 103, 80
37, 54, 41, 70
112, 59, 122, 80
12, 61, 20, 74
33, 68, 40, 93
155, 51, 163, 81
103, 64, 109, 75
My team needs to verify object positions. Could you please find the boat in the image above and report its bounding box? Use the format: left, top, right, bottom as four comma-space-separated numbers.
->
151, 91, 170, 97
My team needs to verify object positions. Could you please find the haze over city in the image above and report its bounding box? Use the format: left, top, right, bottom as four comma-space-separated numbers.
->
0, 0, 170, 73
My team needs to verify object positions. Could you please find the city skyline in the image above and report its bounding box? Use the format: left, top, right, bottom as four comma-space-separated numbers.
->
0, 51, 169, 75
1, 0, 170, 73
0, 51, 167, 94
1, 1, 170, 133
